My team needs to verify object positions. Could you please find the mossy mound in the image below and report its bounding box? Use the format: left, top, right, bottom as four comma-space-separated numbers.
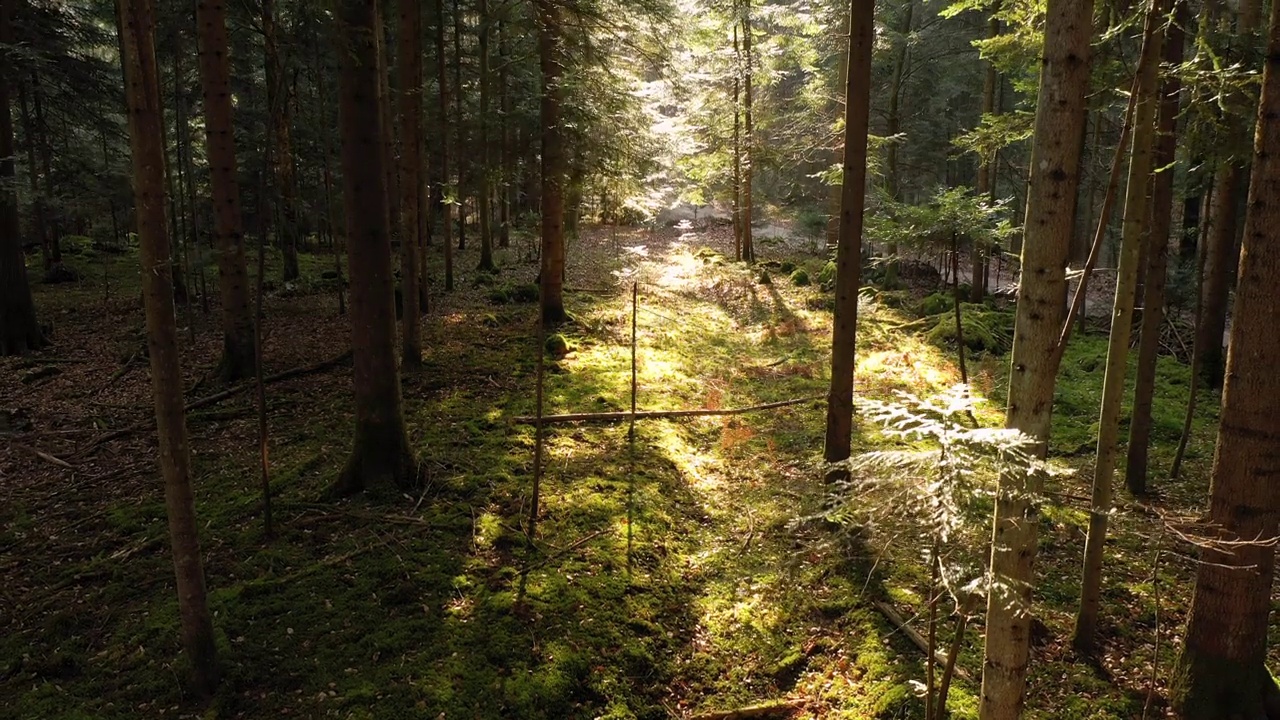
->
789, 268, 810, 286
818, 261, 837, 290
925, 305, 1015, 355
545, 333, 571, 357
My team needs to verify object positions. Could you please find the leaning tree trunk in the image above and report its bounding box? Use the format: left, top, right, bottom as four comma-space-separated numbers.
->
1173, 1, 1280, 713
332, 0, 418, 497
978, 0, 1093, 711
195, 0, 255, 381
535, 0, 567, 324
263, 0, 300, 283
1125, 0, 1185, 495
118, 0, 218, 694
822, 0, 873, 479
1072, 0, 1164, 655
0, 0, 42, 355
398, 0, 422, 368
434, 0, 454, 291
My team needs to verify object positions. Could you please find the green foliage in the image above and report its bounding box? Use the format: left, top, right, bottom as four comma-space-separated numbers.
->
866, 186, 1019, 259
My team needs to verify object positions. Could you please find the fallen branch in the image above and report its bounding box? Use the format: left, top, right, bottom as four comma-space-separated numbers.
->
873, 600, 971, 682
73, 350, 353, 457
511, 395, 822, 425
8, 441, 75, 469
689, 700, 806, 720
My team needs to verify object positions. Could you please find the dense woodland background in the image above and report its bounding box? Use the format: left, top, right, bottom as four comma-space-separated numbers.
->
2, 0, 1280, 717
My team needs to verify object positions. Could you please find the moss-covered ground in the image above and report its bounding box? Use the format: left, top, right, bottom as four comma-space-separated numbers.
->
0, 226, 1262, 719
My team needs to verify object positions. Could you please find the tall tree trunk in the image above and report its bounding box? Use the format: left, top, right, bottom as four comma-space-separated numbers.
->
1072, 0, 1164, 654
17, 83, 49, 275
476, 0, 495, 272
822, 0, 873, 479
1173, 1, 1280, 712
535, 0, 566, 324
30, 73, 61, 274
435, 0, 454, 291
118, 0, 218, 693
498, 17, 511, 249
978, 0, 1093, 711
971, 12, 999, 302
732, 22, 743, 261
452, 0, 467, 252
262, 0, 299, 282
740, 3, 754, 263
883, 0, 913, 287
1194, 0, 1259, 390
195, 0, 256, 380
375, 0, 401, 263
0, 0, 42, 355
398, 0, 422, 367
332, 0, 418, 497
824, 26, 847, 251
1126, 0, 1185, 495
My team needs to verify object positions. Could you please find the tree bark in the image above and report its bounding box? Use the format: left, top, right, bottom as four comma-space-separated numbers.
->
1073, 0, 1164, 654
452, 0, 467, 251
1126, 0, 1185, 495
195, 0, 256, 381
822, 0, 873, 478
536, 0, 567, 324
978, 0, 1092, 711
398, 0, 422, 368
498, 17, 511, 249
732, 22, 743, 262
1173, 0, 1280, 713
332, 0, 418, 497
0, 0, 42, 355
118, 0, 218, 694
262, 0, 300, 283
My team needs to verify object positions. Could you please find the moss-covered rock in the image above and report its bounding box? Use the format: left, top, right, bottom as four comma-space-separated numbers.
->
757, 269, 772, 285
789, 268, 810, 286
818, 260, 837, 290
925, 305, 1015, 355
545, 333, 571, 357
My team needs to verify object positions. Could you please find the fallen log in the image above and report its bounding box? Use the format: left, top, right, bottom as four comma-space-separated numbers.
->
689, 700, 806, 720
511, 395, 822, 426
872, 600, 971, 682
73, 350, 353, 457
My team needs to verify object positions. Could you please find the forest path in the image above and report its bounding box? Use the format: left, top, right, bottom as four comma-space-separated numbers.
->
532, 222, 975, 717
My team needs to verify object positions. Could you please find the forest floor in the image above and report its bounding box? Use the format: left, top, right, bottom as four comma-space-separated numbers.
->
0, 222, 1255, 720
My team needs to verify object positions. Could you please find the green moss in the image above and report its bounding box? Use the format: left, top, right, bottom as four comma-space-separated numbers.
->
925, 305, 1014, 355
818, 260, 837, 289
789, 268, 810, 286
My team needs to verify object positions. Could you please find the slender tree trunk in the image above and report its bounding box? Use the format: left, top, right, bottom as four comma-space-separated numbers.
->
195, 0, 256, 380
118, 0, 218, 693
883, 0, 913, 288
30, 73, 61, 275
435, 0, 454, 291
477, 0, 495, 272
740, 3, 755, 263
535, 0, 567, 324
452, 0, 467, 252
1174, 1, 1280, 712
17, 84, 48, 275
822, 0, 873, 478
262, 0, 299, 282
398, 0, 422, 367
1126, 0, 1185, 495
1072, 0, 1164, 654
732, 22, 743, 262
498, 17, 511, 249
0, 0, 42, 355
331, 0, 418, 497
972, 12, 999, 302
978, 0, 1093, 710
